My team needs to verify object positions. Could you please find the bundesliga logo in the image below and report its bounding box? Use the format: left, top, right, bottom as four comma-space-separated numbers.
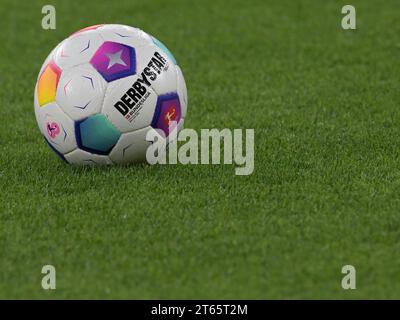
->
46, 122, 60, 139
164, 106, 177, 125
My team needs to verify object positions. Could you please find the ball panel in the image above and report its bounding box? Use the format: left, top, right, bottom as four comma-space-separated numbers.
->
75, 114, 121, 155
151, 93, 182, 137
102, 74, 158, 133
64, 149, 113, 165
37, 61, 62, 107
36, 102, 77, 154
54, 30, 104, 70
56, 64, 106, 121
109, 126, 158, 164
135, 44, 178, 95
97, 24, 153, 48
90, 41, 136, 82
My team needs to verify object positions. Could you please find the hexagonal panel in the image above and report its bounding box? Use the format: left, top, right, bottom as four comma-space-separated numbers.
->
75, 114, 121, 155
102, 74, 158, 133
135, 44, 177, 95
37, 61, 61, 107
90, 41, 136, 82
54, 30, 104, 70
56, 64, 106, 121
151, 93, 182, 137
109, 126, 157, 164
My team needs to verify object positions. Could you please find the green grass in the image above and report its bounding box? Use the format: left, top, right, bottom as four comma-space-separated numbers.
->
1, 0, 400, 299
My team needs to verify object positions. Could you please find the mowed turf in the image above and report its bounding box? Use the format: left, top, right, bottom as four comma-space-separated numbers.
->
1, 0, 400, 299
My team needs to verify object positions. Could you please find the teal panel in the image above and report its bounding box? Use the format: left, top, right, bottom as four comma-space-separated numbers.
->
152, 36, 177, 65
78, 114, 121, 154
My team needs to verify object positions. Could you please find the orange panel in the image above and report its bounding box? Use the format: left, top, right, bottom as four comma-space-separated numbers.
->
37, 62, 61, 107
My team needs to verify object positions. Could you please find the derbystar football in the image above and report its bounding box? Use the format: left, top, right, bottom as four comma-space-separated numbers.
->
34, 24, 187, 165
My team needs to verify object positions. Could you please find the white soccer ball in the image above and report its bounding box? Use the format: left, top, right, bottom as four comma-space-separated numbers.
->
34, 24, 187, 165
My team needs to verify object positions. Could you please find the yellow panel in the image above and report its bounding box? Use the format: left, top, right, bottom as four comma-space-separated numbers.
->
37, 62, 61, 107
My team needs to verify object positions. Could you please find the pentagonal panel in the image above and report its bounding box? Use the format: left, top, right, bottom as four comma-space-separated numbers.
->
151, 93, 182, 137
65, 149, 112, 165
54, 30, 104, 70
75, 114, 121, 155
37, 61, 62, 107
36, 102, 76, 154
176, 65, 188, 118
109, 126, 158, 164
97, 24, 153, 48
102, 74, 158, 133
135, 44, 177, 95
90, 41, 136, 82
56, 64, 106, 121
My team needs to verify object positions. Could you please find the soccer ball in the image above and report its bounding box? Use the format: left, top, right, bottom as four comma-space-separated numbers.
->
34, 24, 187, 165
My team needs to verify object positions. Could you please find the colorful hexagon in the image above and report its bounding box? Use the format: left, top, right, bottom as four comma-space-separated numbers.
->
151, 93, 182, 137
37, 61, 61, 106
90, 41, 136, 82
75, 114, 121, 155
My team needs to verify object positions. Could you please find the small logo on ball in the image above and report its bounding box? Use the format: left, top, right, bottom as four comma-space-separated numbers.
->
46, 122, 60, 139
